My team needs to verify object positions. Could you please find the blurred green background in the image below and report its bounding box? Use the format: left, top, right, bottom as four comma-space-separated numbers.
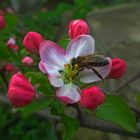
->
0, 0, 140, 140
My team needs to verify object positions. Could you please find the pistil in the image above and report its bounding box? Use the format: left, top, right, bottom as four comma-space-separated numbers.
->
60, 62, 79, 84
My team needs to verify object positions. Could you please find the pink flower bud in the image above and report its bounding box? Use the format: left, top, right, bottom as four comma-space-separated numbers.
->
7, 37, 19, 52
23, 31, 44, 53
108, 58, 127, 79
4, 63, 16, 73
8, 73, 35, 107
68, 19, 90, 39
80, 86, 105, 110
22, 56, 33, 66
0, 15, 6, 31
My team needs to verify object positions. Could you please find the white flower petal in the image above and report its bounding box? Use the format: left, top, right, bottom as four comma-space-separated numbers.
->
48, 74, 64, 87
7, 37, 16, 46
65, 35, 95, 62
39, 61, 63, 87
39, 61, 47, 73
56, 84, 81, 104
79, 57, 112, 83
39, 40, 66, 75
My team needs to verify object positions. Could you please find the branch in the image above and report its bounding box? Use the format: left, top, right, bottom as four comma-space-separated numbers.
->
114, 71, 140, 94
81, 115, 140, 138
0, 94, 140, 138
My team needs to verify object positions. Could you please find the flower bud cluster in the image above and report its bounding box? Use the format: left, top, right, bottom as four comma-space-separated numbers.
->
7, 19, 127, 110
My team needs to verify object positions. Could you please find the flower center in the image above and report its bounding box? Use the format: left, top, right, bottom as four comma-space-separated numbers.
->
59, 61, 79, 84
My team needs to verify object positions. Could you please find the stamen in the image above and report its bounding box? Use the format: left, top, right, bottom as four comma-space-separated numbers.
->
60, 62, 79, 84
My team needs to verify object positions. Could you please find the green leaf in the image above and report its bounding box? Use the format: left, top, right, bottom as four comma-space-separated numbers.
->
25, 72, 53, 95
96, 95, 137, 132
50, 100, 65, 115
0, 41, 12, 60
135, 93, 140, 106
0, 14, 18, 40
62, 114, 79, 140
18, 72, 55, 117
58, 37, 70, 49
50, 100, 79, 140
5, 14, 18, 28
19, 98, 52, 117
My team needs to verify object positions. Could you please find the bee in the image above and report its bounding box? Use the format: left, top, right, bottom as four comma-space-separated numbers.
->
71, 54, 109, 80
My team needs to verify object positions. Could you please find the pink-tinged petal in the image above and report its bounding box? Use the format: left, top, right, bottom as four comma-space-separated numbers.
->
48, 74, 64, 87
39, 62, 64, 87
39, 61, 47, 73
39, 40, 65, 74
65, 35, 95, 62
7, 37, 16, 46
57, 96, 75, 104
79, 57, 112, 83
56, 84, 81, 104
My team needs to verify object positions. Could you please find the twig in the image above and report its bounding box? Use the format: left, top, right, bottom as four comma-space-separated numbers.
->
114, 71, 140, 94
0, 94, 140, 138
71, 104, 83, 121
80, 116, 140, 138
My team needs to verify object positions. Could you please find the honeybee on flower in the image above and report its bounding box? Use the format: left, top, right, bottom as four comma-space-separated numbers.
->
39, 34, 112, 104
7, 19, 127, 109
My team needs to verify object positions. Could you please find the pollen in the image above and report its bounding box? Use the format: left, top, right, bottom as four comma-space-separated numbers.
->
61, 63, 79, 84
75, 64, 79, 69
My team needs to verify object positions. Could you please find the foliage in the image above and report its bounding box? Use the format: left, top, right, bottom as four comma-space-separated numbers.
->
0, 14, 18, 40
96, 95, 137, 132
62, 114, 79, 140
0, 0, 139, 140
25, 72, 53, 94
0, 107, 57, 140
51, 100, 79, 140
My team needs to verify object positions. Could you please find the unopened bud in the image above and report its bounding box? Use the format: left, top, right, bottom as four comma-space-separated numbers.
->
23, 31, 44, 53
68, 19, 90, 39
80, 86, 105, 110
8, 73, 35, 107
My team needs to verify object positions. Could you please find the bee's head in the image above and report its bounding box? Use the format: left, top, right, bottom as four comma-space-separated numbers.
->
71, 58, 76, 67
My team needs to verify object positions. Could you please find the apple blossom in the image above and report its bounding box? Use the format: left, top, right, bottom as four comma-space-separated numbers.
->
22, 56, 33, 66
80, 86, 105, 110
39, 35, 112, 104
23, 31, 44, 53
4, 63, 16, 73
8, 73, 35, 107
7, 37, 19, 52
108, 58, 127, 79
68, 19, 90, 39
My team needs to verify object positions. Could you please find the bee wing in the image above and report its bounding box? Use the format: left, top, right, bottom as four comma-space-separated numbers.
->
79, 57, 112, 83
81, 55, 109, 66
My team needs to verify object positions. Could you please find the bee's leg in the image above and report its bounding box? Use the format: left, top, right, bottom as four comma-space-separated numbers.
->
91, 68, 104, 80
78, 67, 84, 71
75, 67, 84, 77
86, 66, 104, 80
